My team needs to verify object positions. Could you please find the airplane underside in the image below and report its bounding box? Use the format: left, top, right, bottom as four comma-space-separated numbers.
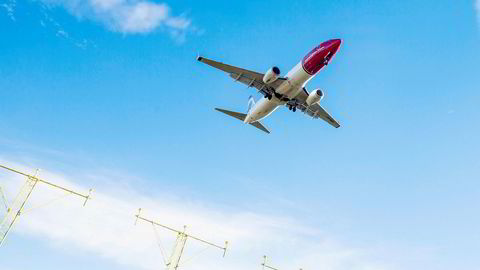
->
197, 38, 343, 133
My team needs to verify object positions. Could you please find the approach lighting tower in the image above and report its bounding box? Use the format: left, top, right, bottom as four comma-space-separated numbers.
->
135, 208, 228, 270
262, 256, 303, 270
0, 164, 92, 247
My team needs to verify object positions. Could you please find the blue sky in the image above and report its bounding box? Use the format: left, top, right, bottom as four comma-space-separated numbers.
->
0, 0, 479, 270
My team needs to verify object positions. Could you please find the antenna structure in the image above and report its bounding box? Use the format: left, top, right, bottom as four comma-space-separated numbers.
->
0, 164, 92, 247
262, 256, 303, 270
135, 208, 228, 270
262, 255, 280, 270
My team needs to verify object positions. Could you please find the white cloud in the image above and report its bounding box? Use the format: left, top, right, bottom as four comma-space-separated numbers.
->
42, 0, 191, 36
0, 159, 390, 270
476, 0, 480, 25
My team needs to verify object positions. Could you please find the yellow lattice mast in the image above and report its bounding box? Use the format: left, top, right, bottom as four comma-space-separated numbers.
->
0, 164, 92, 247
135, 208, 228, 270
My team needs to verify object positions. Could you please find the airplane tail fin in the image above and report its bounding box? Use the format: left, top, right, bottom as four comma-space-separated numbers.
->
247, 96, 256, 113
214, 108, 270, 134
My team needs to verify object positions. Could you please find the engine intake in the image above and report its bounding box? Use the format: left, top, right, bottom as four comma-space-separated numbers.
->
306, 89, 324, 106
262, 67, 281, 84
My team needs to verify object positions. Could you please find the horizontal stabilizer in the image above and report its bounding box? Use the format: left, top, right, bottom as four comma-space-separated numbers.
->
214, 108, 270, 134
250, 121, 270, 134
215, 108, 246, 121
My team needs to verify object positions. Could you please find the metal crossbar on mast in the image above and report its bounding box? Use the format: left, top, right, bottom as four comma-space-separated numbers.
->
135, 208, 228, 270
262, 255, 280, 270
262, 256, 303, 270
0, 164, 92, 247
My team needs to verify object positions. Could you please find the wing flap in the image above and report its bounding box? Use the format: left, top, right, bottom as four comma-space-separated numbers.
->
197, 56, 286, 94
308, 104, 341, 128
198, 56, 264, 81
294, 88, 341, 128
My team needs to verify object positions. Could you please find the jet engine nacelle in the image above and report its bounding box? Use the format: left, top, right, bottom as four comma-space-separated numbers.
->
306, 89, 324, 106
262, 67, 281, 84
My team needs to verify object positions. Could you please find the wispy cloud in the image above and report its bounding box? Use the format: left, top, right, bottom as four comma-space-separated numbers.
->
1, 0, 16, 21
42, 0, 191, 38
476, 0, 480, 25
0, 159, 389, 270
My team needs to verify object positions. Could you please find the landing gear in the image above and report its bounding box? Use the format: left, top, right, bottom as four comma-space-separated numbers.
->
265, 90, 288, 101
286, 99, 299, 112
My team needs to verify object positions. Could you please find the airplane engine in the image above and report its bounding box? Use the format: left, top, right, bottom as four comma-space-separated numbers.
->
262, 67, 280, 84
306, 89, 324, 105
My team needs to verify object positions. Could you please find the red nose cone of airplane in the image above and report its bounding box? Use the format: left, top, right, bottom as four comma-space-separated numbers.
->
330, 38, 342, 52
302, 39, 342, 75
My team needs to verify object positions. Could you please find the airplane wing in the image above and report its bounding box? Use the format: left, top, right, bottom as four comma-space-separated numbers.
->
197, 56, 285, 96
293, 88, 341, 128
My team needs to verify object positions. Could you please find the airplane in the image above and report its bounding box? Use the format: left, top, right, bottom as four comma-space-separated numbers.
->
197, 39, 342, 134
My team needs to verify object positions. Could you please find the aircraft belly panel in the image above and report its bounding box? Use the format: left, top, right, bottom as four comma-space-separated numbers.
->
249, 99, 278, 122
277, 62, 311, 98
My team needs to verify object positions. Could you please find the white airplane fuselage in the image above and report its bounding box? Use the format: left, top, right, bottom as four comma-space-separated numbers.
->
244, 62, 311, 124
244, 39, 342, 124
